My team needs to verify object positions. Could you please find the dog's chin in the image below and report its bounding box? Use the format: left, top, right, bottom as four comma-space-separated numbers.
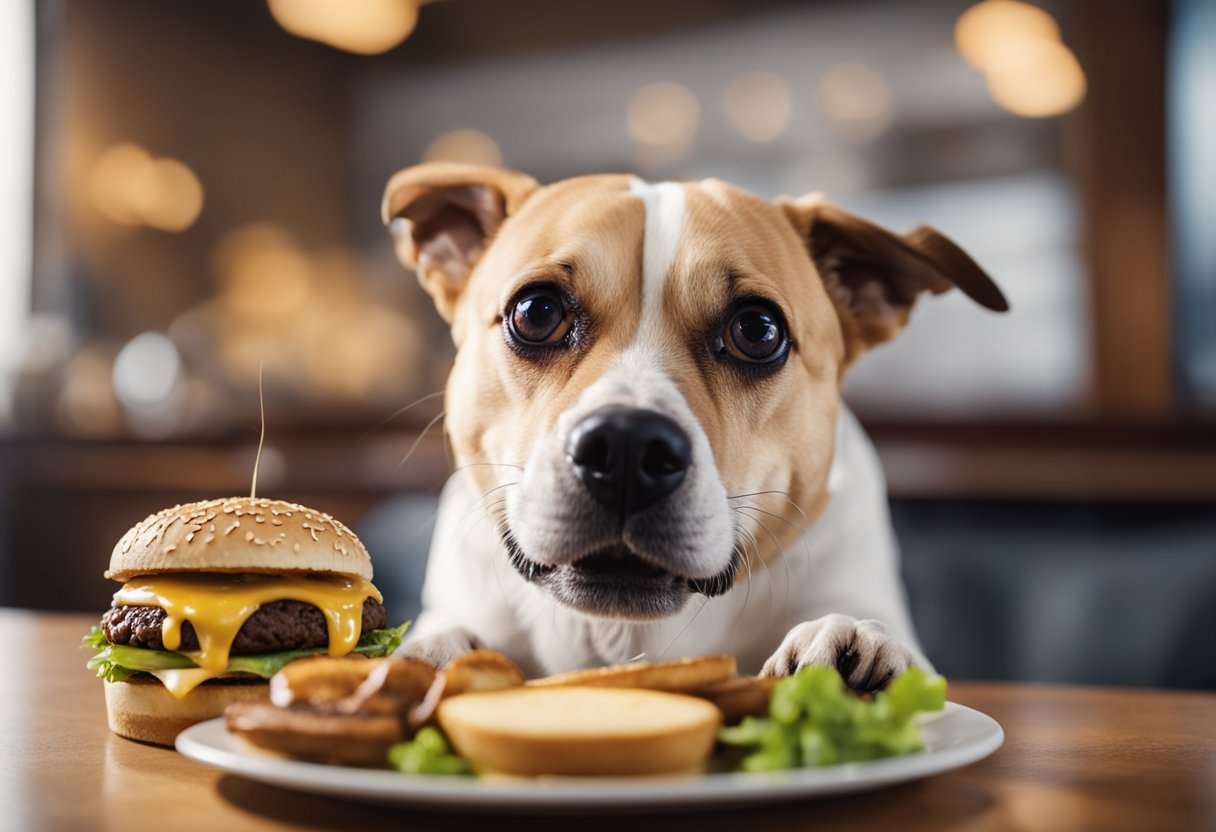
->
503, 534, 739, 621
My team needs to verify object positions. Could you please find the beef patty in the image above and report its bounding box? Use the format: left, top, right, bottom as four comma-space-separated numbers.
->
101, 598, 387, 654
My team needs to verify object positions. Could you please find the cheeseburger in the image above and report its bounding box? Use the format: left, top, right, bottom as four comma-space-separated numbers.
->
85, 496, 404, 746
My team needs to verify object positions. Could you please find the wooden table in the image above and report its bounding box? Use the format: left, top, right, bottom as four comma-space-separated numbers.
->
3, 610, 1213, 832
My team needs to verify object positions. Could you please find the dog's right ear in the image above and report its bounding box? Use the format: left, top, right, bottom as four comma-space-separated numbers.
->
382, 162, 539, 321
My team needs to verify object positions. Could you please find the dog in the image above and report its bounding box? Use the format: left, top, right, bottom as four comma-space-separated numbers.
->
382, 163, 1006, 691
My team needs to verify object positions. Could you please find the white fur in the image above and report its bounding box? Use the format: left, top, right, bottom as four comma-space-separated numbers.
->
402, 405, 928, 677
629, 177, 685, 348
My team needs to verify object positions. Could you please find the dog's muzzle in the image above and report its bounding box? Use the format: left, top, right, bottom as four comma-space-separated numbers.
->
566, 405, 692, 520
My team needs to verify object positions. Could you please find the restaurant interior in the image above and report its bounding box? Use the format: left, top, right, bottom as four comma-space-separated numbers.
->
0, 0, 1212, 691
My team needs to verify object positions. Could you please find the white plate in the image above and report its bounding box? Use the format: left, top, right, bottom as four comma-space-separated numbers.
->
176, 702, 1002, 813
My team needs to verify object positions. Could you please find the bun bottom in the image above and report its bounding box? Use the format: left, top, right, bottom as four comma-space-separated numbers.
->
104, 677, 269, 746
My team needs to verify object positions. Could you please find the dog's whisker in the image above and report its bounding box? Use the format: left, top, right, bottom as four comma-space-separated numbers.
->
726, 489, 812, 528
358, 389, 445, 443
397, 409, 447, 468
451, 485, 519, 549
734, 512, 777, 612
732, 544, 753, 656
734, 503, 808, 535
452, 481, 520, 534
657, 595, 710, 662
449, 461, 525, 474
482, 505, 514, 610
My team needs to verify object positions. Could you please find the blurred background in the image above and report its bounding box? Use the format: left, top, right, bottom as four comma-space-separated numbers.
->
0, 0, 1212, 688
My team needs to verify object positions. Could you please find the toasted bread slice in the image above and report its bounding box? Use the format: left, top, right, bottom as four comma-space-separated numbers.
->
692, 675, 779, 721
526, 654, 736, 693
437, 687, 722, 776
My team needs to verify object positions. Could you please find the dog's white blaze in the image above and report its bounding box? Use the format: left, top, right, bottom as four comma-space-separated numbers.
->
628, 178, 685, 349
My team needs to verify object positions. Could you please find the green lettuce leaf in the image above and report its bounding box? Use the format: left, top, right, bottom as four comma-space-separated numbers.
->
84, 621, 410, 682
388, 727, 472, 776
718, 665, 947, 770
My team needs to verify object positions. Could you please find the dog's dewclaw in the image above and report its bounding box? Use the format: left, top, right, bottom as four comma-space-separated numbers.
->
691, 675, 780, 721
268, 655, 377, 708
526, 654, 737, 693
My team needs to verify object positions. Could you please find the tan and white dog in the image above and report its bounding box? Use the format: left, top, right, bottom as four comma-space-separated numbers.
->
383, 163, 1006, 691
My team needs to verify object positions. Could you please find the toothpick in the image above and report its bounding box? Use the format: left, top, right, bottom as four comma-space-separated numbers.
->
251, 360, 266, 499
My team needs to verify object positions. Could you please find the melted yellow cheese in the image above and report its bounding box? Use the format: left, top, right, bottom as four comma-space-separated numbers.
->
113, 573, 381, 698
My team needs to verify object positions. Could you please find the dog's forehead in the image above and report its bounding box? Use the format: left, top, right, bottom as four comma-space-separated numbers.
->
470, 175, 831, 353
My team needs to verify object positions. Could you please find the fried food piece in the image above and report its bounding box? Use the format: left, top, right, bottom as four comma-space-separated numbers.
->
226, 700, 403, 766
229, 655, 440, 766
268, 655, 377, 708
437, 687, 722, 776
339, 656, 437, 716
409, 650, 526, 728
526, 654, 737, 693
692, 675, 780, 721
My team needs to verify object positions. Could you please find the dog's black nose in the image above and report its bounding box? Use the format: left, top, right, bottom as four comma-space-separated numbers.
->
567, 406, 692, 518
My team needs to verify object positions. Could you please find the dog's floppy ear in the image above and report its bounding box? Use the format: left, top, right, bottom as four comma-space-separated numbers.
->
779, 193, 1007, 361
382, 162, 539, 321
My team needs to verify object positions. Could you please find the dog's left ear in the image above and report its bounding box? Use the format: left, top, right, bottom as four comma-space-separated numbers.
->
779, 194, 1007, 360
382, 162, 539, 321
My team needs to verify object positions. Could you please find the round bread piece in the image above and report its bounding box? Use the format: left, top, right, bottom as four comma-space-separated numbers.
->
105, 677, 269, 746
438, 687, 722, 776
106, 497, 372, 582
526, 654, 736, 693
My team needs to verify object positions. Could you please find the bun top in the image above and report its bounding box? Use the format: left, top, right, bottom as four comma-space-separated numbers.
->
106, 497, 373, 582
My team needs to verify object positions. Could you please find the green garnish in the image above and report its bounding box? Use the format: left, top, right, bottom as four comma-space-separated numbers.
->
718, 665, 947, 770
83, 621, 410, 683
388, 727, 472, 776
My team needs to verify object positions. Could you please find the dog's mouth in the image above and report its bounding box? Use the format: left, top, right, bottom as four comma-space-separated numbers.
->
503, 532, 739, 620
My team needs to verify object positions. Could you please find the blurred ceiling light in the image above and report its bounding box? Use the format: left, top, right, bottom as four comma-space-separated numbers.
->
56, 345, 123, 438
88, 143, 152, 226
305, 307, 419, 399
985, 38, 1087, 118
955, 0, 1061, 72
954, 0, 1084, 118
112, 332, 182, 409
111, 330, 183, 425
628, 82, 700, 149
88, 143, 203, 232
130, 157, 204, 232
724, 71, 791, 144
212, 223, 312, 320
423, 128, 503, 167
819, 63, 893, 144
267, 0, 419, 55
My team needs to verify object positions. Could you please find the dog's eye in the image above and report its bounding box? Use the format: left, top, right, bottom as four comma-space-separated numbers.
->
508, 288, 570, 346
724, 303, 785, 362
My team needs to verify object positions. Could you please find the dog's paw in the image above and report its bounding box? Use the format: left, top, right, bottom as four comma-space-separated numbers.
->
760, 614, 916, 693
393, 627, 480, 668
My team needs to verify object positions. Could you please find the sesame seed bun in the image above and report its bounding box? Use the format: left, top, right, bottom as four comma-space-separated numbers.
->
105, 497, 372, 582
